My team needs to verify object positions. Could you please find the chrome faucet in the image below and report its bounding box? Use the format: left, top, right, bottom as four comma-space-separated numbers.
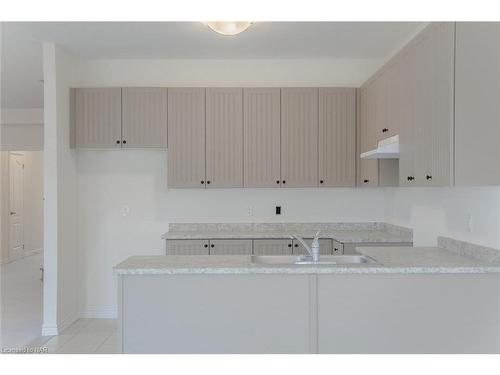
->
290, 231, 321, 262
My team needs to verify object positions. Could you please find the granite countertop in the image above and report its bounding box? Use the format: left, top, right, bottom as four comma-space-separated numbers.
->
161, 222, 413, 244
114, 237, 500, 275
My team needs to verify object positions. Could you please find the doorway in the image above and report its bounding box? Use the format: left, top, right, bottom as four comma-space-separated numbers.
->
1, 150, 45, 348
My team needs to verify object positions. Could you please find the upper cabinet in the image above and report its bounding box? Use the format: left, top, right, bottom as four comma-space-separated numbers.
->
71, 87, 168, 149
71, 88, 122, 148
455, 23, 500, 186
122, 88, 168, 148
281, 88, 319, 187
243, 88, 281, 188
167, 88, 206, 188
205, 88, 244, 188
319, 88, 356, 187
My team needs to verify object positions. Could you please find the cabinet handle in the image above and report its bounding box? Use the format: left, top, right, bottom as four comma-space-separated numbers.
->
294, 243, 298, 247
320, 180, 324, 184
334, 248, 339, 252
382, 128, 389, 133
287, 243, 292, 248
407, 176, 415, 181
122, 140, 127, 144
426, 175, 432, 180
116, 140, 121, 144
282, 180, 286, 184
276, 180, 280, 184
363, 179, 369, 183
204, 244, 208, 248
210, 244, 214, 248
201, 180, 205, 184
206, 180, 211, 185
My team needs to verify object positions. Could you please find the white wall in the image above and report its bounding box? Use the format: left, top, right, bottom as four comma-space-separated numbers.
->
72, 57, 387, 317
23, 151, 44, 255
385, 187, 500, 248
0, 108, 44, 151
42, 43, 78, 335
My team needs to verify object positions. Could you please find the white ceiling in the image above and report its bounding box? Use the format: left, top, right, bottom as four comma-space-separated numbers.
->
1, 21, 424, 108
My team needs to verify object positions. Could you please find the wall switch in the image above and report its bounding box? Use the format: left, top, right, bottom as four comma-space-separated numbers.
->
467, 214, 473, 232
247, 206, 254, 216
275, 206, 281, 215
121, 205, 130, 217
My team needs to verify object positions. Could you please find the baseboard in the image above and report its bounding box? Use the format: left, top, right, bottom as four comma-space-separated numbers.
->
80, 308, 117, 319
41, 324, 58, 336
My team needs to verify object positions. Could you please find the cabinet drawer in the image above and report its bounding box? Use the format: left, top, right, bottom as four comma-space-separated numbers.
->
209, 239, 253, 255
253, 239, 293, 255
166, 240, 209, 255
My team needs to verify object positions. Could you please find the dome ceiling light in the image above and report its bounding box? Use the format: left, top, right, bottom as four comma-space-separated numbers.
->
204, 22, 253, 36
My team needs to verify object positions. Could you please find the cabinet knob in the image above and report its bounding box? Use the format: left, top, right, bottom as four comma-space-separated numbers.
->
282, 180, 286, 184
201, 180, 205, 184
320, 180, 324, 184
210, 244, 214, 248
334, 248, 339, 252
382, 128, 389, 133
276, 180, 280, 184
204, 244, 208, 248
206, 180, 211, 184
426, 175, 432, 180
122, 140, 127, 144
287, 243, 292, 248
116, 140, 121, 144
294, 243, 298, 247
407, 176, 415, 181
363, 179, 369, 183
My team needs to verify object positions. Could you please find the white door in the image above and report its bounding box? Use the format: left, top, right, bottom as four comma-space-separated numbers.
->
9, 153, 24, 261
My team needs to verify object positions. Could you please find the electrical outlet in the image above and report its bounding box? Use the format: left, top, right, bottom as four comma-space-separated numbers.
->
247, 206, 254, 216
275, 205, 282, 215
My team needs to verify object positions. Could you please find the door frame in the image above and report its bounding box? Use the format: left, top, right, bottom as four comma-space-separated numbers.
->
8, 151, 25, 261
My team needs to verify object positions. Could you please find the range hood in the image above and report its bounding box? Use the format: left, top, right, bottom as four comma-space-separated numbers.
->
360, 135, 399, 159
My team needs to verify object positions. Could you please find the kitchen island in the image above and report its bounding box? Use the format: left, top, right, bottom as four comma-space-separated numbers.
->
114, 237, 500, 354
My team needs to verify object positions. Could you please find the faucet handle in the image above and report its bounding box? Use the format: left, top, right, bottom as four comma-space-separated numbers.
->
314, 231, 321, 240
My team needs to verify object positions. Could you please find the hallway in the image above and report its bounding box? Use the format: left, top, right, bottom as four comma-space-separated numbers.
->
0, 252, 45, 349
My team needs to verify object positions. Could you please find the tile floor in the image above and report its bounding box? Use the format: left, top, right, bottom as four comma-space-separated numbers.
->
42, 318, 119, 354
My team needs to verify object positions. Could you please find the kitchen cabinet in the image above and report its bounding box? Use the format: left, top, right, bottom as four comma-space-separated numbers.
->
206, 88, 244, 188
319, 88, 356, 187
243, 88, 281, 187
358, 86, 379, 187
167, 88, 206, 188
165, 240, 209, 255
253, 239, 293, 255
71, 88, 122, 148
331, 239, 344, 254
209, 239, 253, 255
455, 22, 500, 186
121, 88, 168, 148
281, 88, 319, 187
292, 238, 333, 255
398, 23, 455, 186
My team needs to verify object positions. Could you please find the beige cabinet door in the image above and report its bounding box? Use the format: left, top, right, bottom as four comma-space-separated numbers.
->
281, 88, 319, 187
358, 87, 379, 187
72, 88, 122, 148
292, 239, 332, 255
209, 239, 253, 255
122, 88, 168, 148
253, 239, 293, 255
455, 23, 500, 186
414, 23, 455, 187
331, 240, 344, 254
166, 240, 209, 255
167, 88, 206, 188
319, 88, 356, 187
206, 88, 244, 188
243, 88, 281, 188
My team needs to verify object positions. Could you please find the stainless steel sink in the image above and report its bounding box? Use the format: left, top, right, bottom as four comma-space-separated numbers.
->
250, 255, 378, 265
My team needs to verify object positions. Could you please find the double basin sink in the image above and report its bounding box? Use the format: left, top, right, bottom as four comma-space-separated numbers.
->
250, 254, 378, 266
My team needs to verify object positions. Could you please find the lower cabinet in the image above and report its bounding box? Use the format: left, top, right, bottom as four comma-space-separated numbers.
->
292, 239, 334, 255
332, 240, 344, 254
209, 239, 253, 255
165, 240, 209, 255
253, 239, 293, 255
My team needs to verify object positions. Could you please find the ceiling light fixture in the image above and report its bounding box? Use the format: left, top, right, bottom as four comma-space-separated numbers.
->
204, 22, 253, 36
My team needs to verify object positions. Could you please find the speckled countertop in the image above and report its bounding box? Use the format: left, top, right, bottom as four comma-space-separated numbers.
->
161, 222, 413, 244
114, 237, 500, 275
